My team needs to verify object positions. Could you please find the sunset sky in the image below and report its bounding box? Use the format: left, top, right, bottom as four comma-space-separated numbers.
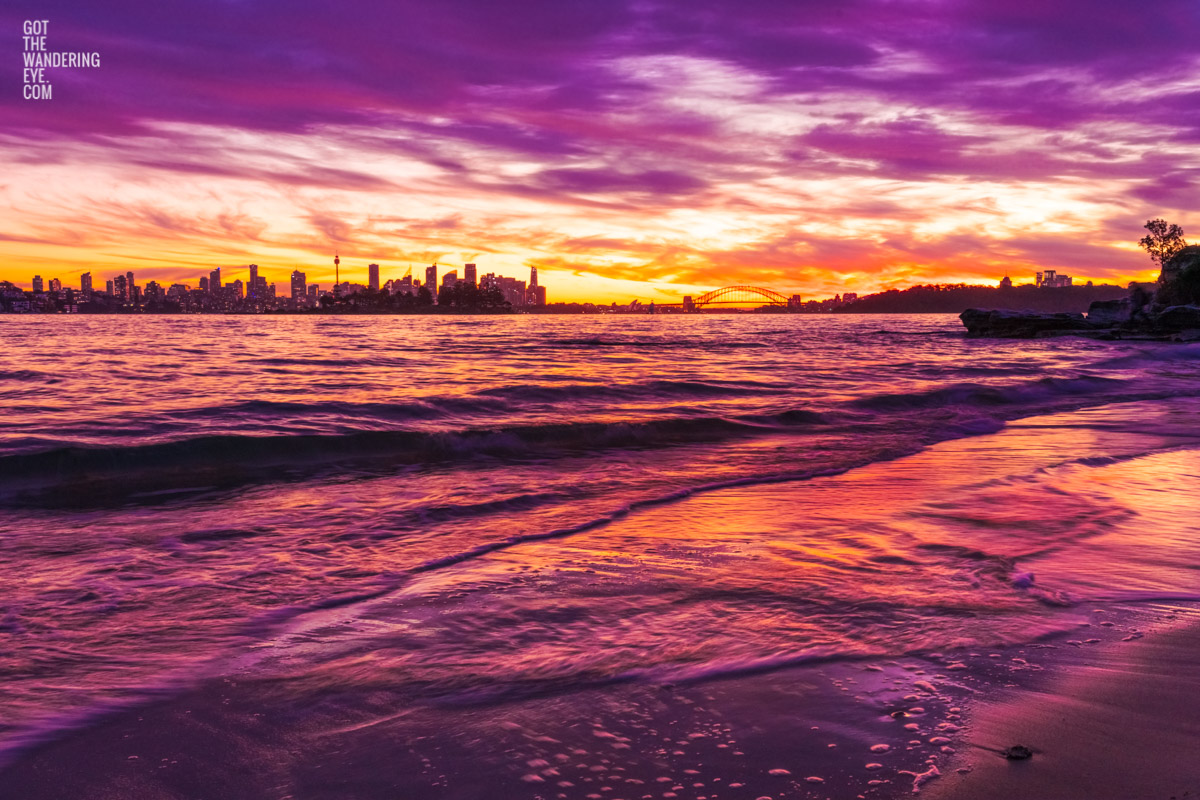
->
2, 0, 1198, 303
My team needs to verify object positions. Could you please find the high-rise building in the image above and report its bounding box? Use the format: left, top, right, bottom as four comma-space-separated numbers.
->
48, 278, 62, 292
106, 279, 114, 295
528, 284, 547, 306
441, 270, 458, 291
248, 265, 259, 301
113, 274, 127, 302
308, 284, 319, 302
209, 268, 221, 293
530, 265, 538, 288
368, 263, 380, 291
291, 270, 307, 302
229, 279, 244, 299
32, 275, 43, 293
425, 264, 437, 296
199, 276, 209, 292
126, 271, 135, 303
481, 273, 526, 307
80, 272, 93, 294
464, 263, 477, 286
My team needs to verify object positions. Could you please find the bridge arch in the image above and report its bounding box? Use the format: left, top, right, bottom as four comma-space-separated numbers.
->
693, 286, 790, 307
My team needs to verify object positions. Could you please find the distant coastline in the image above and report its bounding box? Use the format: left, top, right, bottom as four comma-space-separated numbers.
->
0, 280, 1139, 315
835, 283, 1133, 315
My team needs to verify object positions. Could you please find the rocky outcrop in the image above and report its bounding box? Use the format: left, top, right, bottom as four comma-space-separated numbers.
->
962, 248, 1200, 339
960, 308, 1097, 338
1154, 245, 1200, 307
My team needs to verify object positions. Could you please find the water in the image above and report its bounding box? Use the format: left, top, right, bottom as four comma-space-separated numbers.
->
3, 313, 1200, 795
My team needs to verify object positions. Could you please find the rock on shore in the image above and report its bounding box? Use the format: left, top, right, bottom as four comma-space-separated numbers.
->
959, 309, 1096, 338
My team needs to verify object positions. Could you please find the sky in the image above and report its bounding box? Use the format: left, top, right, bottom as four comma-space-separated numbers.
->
2, 0, 1198, 303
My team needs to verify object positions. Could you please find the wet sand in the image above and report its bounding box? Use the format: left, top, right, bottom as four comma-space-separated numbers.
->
930, 607, 1200, 800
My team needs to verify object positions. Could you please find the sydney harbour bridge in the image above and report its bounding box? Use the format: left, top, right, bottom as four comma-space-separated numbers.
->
653, 285, 798, 311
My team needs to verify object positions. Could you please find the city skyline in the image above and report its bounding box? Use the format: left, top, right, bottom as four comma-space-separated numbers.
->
3, 2, 1196, 303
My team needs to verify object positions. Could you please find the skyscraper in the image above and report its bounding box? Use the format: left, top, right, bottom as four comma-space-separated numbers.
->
368, 263, 380, 291
126, 271, 135, 303
80, 272, 93, 294
32, 275, 43, 293
199, 276, 209, 293
464, 263, 477, 286
530, 265, 538, 288
48, 278, 62, 292
334, 252, 340, 296
291, 270, 307, 302
113, 274, 127, 302
249, 264, 259, 301
425, 264, 437, 301
209, 268, 221, 293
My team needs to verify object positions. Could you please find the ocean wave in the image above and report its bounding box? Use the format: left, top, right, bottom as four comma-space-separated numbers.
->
0, 412, 826, 506
546, 337, 766, 349
851, 375, 1127, 412
475, 378, 788, 403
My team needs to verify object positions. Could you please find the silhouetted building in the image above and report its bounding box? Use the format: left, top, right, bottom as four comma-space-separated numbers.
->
999, 275, 1012, 289
199, 276, 209, 292
48, 278, 61, 292
394, 272, 414, 295
126, 271, 135, 303
425, 264, 437, 299
209, 268, 221, 293
112, 274, 127, 302
291, 270, 307, 302
308, 284, 319, 302
528, 284, 546, 306
1036, 270, 1072, 288
464, 263, 476, 286
106, 279, 114, 295
32, 275, 43, 293
368, 263, 380, 291
530, 265, 538, 289
481, 273, 526, 307
229, 279, 244, 299
441, 270, 458, 291
683, 296, 695, 312
80, 273, 92, 294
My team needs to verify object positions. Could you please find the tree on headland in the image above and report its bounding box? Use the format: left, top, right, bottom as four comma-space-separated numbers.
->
1139, 218, 1187, 269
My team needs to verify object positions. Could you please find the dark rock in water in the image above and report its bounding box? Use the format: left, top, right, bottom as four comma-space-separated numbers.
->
1155, 245, 1200, 308
1003, 745, 1034, 760
960, 308, 1096, 338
